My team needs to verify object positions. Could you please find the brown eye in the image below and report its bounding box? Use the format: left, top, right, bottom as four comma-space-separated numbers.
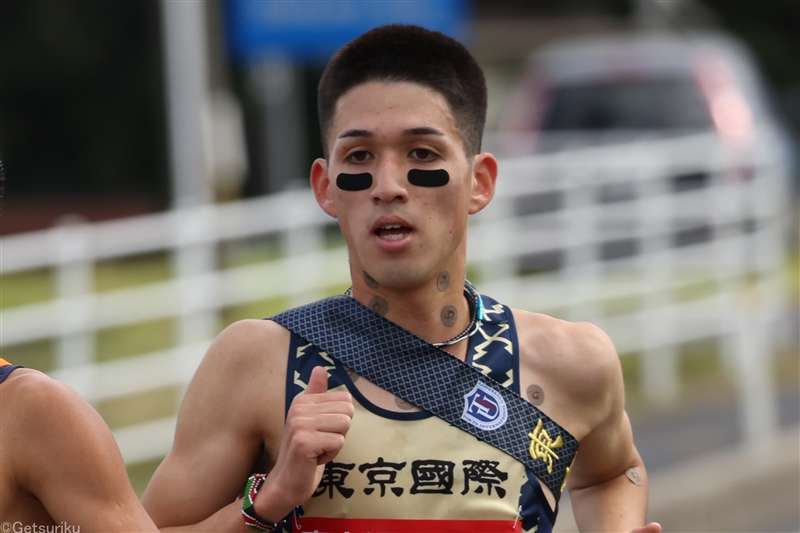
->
347, 151, 371, 163
410, 148, 436, 161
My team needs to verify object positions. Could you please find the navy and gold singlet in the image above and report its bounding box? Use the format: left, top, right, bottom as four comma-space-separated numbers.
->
283, 294, 556, 533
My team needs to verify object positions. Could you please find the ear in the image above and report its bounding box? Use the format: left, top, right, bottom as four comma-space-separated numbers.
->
310, 158, 338, 218
468, 152, 498, 215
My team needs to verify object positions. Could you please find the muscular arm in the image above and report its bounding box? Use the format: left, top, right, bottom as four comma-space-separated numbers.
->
3, 370, 158, 531
564, 325, 660, 533
141, 319, 353, 531
514, 311, 659, 533
565, 369, 649, 531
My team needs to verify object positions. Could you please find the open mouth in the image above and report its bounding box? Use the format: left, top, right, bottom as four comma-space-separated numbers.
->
375, 224, 413, 241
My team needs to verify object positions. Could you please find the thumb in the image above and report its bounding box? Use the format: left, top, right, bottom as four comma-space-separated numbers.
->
314, 463, 326, 486
306, 366, 329, 395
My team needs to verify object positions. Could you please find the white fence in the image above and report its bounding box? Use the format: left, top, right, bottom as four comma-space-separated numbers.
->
1, 132, 793, 465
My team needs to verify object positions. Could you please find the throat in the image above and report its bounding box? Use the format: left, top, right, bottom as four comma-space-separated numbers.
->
345, 280, 483, 349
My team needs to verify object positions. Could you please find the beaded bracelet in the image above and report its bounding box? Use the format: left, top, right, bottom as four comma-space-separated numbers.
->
241, 473, 279, 532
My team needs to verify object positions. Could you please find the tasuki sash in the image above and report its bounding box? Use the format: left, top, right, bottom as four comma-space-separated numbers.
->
271, 295, 578, 499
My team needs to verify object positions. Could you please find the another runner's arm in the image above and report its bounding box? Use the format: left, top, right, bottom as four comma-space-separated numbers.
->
8, 371, 158, 532
563, 324, 660, 533
142, 319, 289, 532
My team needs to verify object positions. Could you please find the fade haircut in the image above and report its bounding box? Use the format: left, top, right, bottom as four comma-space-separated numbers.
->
318, 24, 487, 158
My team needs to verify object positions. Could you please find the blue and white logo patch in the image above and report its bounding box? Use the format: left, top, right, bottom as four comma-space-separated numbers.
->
461, 381, 508, 431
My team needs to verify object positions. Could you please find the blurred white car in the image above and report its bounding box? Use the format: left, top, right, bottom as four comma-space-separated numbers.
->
493, 31, 792, 158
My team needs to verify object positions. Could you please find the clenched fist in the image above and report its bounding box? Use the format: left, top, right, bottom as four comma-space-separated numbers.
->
253, 366, 354, 523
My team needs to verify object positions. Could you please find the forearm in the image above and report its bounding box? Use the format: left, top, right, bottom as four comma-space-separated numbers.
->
569, 465, 649, 533
156, 500, 251, 533
149, 473, 298, 533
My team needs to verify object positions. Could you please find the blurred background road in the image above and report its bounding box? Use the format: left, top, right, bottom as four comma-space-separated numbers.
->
1, 1, 798, 530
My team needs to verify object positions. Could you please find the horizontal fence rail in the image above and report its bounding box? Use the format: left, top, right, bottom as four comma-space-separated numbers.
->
1, 132, 793, 465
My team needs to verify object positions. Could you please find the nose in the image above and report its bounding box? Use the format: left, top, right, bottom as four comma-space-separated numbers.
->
371, 157, 408, 205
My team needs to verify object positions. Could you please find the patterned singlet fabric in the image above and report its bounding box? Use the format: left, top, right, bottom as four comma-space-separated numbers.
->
282, 294, 557, 533
0, 358, 22, 384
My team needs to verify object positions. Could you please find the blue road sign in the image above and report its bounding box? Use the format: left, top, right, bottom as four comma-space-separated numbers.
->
225, 0, 470, 65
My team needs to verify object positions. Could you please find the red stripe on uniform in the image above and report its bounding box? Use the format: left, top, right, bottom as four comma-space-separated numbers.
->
293, 517, 521, 533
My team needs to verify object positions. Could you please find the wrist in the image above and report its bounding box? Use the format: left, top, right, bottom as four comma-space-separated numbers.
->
242, 474, 285, 532
250, 472, 297, 524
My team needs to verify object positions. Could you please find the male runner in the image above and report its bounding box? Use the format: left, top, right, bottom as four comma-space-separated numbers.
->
0, 359, 159, 531
142, 25, 660, 532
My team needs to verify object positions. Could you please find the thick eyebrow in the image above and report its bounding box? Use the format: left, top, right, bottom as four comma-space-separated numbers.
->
337, 127, 445, 139
404, 127, 445, 137
338, 129, 372, 139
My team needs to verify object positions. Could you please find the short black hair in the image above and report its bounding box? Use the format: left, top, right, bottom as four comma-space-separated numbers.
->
318, 24, 487, 158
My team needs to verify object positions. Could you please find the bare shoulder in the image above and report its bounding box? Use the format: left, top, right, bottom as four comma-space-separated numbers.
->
511, 309, 623, 437
192, 318, 291, 384
511, 309, 621, 386
206, 318, 290, 364
169, 318, 292, 453
1, 368, 98, 432
2, 369, 159, 530
2, 369, 117, 494
177, 317, 292, 432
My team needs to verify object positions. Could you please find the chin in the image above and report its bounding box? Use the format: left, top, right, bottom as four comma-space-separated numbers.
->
370, 265, 431, 290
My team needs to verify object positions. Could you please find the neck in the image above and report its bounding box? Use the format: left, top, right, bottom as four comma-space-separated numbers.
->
349, 270, 474, 359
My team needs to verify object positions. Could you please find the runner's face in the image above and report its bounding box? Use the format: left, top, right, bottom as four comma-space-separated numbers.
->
313, 81, 476, 290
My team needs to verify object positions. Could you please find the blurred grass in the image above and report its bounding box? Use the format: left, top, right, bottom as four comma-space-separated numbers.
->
95, 252, 171, 292
600, 294, 642, 315
619, 340, 727, 405
128, 458, 163, 498
97, 319, 175, 362
679, 337, 722, 378
220, 237, 283, 268
98, 387, 178, 430
674, 278, 718, 302
0, 268, 54, 308
222, 297, 290, 324
0, 339, 55, 373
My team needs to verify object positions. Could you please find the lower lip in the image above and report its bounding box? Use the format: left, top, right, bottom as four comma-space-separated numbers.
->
373, 230, 413, 252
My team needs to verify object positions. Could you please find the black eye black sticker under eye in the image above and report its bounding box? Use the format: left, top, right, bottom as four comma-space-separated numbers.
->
408, 169, 449, 187
336, 172, 373, 191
